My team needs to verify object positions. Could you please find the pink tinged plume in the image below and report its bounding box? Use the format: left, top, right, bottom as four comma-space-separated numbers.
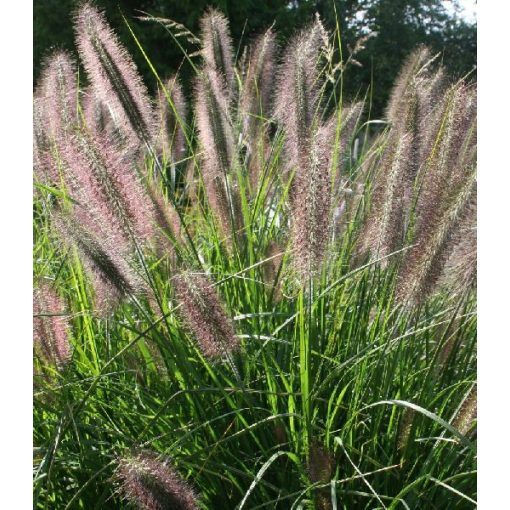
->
195, 72, 240, 242
53, 211, 144, 315
38, 50, 79, 140
274, 18, 327, 186
291, 119, 334, 281
156, 75, 187, 164
74, 3, 156, 153
116, 451, 200, 510
200, 8, 235, 94
33, 97, 59, 187
173, 271, 238, 358
33, 283, 72, 368
58, 129, 156, 250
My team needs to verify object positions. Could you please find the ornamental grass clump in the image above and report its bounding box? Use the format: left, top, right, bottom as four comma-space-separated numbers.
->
116, 451, 199, 510
33, 6, 476, 508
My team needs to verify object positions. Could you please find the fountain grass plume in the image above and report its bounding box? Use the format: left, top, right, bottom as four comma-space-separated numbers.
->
33, 97, 59, 187
75, 2, 156, 152
292, 116, 335, 282
240, 28, 276, 140
356, 131, 411, 263
58, 129, 156, 250
173, 271, 238, 358
116, 450, 199, 510
39, 50, 79, 140
200, 8, 234, 93
53, 210, 145, 314
156, 75, 187, 164
386, 46, 433, 125
33, 283, 72, 368
396, 164, 476, 304
195, 71, 241, 243
452, 384, 477, 436
274, 19, 327, 180
82, 86, 116, 138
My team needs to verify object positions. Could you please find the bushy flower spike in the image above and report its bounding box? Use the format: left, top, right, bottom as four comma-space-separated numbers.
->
195, 72, 240, 241
33, 283, 72, 367
437, 201, 477, 294
386, 45, 432, 126
82, 87, 117, 138
452, 384, 477, 436
240, 28, 276, 141
146, 183, 183, 258
392, 83, 477, 303
58, 129, 156, 249
357, 131, 411, 262
275, 19, 327, 180
396, 164, 476, 303
116, 451, 199, 510
156, 75, 187, 164
200, 8, 234, 93
75, 2, 156, 152
173, 271, 238, 358
33, 97, 59, 186
53, 211, 144, 314
39, 50, 79, 140
292, 117, 335, 281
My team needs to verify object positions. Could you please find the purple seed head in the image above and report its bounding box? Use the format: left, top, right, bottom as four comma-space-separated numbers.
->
33, 283, 72, 368
200, 8, 234, 92
156, 75, 187, 164
38, 50, 79, 140
116, 450, 199, 510
173, 271, 238, 358
75, 2, 156, 153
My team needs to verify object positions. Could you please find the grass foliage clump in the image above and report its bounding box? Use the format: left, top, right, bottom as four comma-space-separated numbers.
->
33, 3, 476, 508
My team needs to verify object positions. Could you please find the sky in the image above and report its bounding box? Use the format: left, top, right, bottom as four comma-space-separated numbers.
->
444, 0, 477, 24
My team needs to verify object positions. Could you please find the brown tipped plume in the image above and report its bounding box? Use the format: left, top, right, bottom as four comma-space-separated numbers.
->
81, 87, 118, 139
195, 71, 240, 243
38, 50, 79, 140
274, 18, 327, 180
292, 117, 335, 281
200, 8, 234, 92
356, 131, 412, 262
75, 2, 155, 152
240, 29, 277, 191
116, 450, 199, 510
274, 18, 333, 281
395, 82, 477, 303
33, 97, 58, 187
308, 442, 335, 510
33, 283, 72, 368
437, 200, 477, 295
53, 211, 145, 314
386, 46, 433, 126
156, 75, 187, 164
173, 271, 238, 358
452, 384, 477, 436
240, 28, 276, 137
58, 129, 156, 248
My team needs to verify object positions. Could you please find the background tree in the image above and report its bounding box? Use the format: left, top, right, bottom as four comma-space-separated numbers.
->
34, 0, 476, 117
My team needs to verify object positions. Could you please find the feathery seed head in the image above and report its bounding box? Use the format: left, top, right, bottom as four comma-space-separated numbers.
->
200, 8, 234, 90
33, 283, 72, 368
173, 271, 238, 358
39, 50, 79, 140
75, 2, 156, 152
58, 129, 156, 249
116, 450, 199, 510
156, 75, 187, 164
